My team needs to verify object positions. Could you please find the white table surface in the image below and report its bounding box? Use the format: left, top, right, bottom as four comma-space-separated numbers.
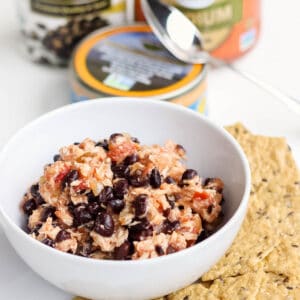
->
0, 1, 299, 299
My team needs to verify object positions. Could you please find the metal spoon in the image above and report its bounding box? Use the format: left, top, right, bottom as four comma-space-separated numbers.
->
141, 0, 300, 115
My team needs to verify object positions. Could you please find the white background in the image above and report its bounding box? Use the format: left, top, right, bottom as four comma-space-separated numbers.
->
0, 1, 299, 299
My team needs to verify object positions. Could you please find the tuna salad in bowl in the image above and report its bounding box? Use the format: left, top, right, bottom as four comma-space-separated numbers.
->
21, 133, 225, 261
0, 98, 250, 300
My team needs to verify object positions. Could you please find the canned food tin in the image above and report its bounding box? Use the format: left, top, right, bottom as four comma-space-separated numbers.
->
16, 0, 126, 66
70, 24, 208, 114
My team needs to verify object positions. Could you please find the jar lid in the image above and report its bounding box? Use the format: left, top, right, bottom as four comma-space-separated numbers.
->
72, 24, 205, 98
141, 0, 210, 64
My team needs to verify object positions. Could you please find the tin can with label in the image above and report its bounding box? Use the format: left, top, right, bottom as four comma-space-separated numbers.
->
70, 24, 208, 114
15, 0, 126, 65
128, 0, 261, 61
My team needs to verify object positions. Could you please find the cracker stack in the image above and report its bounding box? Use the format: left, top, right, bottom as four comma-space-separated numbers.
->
166, 123, 300, 299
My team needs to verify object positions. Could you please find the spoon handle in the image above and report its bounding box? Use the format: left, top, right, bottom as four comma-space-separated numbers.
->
226, 63, 300, 115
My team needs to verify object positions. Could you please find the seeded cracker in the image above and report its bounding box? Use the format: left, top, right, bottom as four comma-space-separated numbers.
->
256, 271, 300, 299
209, 267, 264, 299
264, 238, 300, 279
166, 284, 218, 300
166, 124, 300, 300
201, 124, 300, 281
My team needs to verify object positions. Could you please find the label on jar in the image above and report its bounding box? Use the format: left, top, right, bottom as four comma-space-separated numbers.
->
164, 0, 243, 51
18, 0, 126, 65
31, 0, 111, 16
74, 24, 204, 97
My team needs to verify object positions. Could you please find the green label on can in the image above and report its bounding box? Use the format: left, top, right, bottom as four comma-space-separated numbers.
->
31, 0, 111, 16
178, 0, 243, 31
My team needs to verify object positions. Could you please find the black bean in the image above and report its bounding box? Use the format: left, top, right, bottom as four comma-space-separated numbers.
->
155, 245, 164, 256
53, 154, 61, 162
94, 212, 114, 237
35, 195, 45, 205
30, 184, 45, 205
204, 178, 212, 186
98, 186, 114, 205
42, 238, 54, 247
133, 194, 148, 217
87, 202, 101, 216
30, 224, 42, 235
129, 170, 149, 187
61, 169, 79, 189
73, 142, 80, 145
30, 184, 40, 198
55, 230, 71, 242
111, 163, 130, 179
165, 176, 176, 184
163, 208, 171, 217
95, 139, 109, 151
207, 204, 213, 214
196, 229, 209, 243
178, 205, 185, 210
204, 178, 224, 193
166, 245, 177, 254
114, 241, 131, 260
175, 144, 186, 154
220, 197, 225, 205
128, 218, 153, 241
109, 199, 125, 213
182, 169, 198, 180
23, 199, 37, 216
76, 243, 93, 257
129, 227, 153, 242
124, 153, 138, 165
150, 168, 161, 188
113, 179, 129, 199
73, 205, 93, 225
161, 220, 180, 234
84, 221, 95, 231
41, 206, 56, 222
166, 195, 176, 208
131, 137, 140, 144
77, 189, 86, 195
87, 191, 98, 202
109, 133, 123, 142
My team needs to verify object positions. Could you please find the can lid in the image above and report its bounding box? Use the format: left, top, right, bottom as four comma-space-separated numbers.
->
141, 0, 209, 64
72, 24, 205, 98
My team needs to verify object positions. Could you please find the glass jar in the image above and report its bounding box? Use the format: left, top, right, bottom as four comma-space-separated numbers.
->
15, 0, 126, 66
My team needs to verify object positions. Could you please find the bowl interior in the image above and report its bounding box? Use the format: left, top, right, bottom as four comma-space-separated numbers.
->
0, 98, 248, 233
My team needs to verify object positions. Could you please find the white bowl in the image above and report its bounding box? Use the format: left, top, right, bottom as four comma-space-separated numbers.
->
0, 98, 250, 300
